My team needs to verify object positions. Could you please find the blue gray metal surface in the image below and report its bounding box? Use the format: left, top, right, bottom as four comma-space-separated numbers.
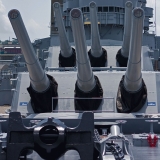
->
11, 69, 160, 115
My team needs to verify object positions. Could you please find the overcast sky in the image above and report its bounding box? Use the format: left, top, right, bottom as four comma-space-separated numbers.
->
0, 0, 159, 42
0, 0, 51, 42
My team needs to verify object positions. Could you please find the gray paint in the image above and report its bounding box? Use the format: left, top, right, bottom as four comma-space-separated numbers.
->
141, 46, 154, 71
60, 0, 153, 47
0, 79, 13, 105
46, 45, 121, 68
11, 42, 157, 115
1, 1, 160, 159
11, 70, 160, 115
79, 0, 125, 8
46, 45, 151, 70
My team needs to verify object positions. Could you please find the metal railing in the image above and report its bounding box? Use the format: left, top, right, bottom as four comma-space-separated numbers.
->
52, 97, 115, 113
45, 66, 127, 72
0, 69, 13, 79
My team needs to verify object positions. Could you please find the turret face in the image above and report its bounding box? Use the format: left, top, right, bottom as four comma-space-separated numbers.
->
70, 8, 96, 92
116, 1, 133, 67
124, 8, 144, 92
89, 1, 102, 57
70, 8, 103, 111
53, 2, 72, 58
8, 9, 49, 92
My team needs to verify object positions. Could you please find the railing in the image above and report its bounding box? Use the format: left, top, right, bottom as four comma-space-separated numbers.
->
52, 97, 115, 113
63, 12, 125, 27
45, 66, 127, 71
0, 69, 13, 80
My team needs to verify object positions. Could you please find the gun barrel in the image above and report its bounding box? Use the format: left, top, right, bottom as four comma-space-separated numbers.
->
70, 8, 96, 92
124, 8, 144, 92
8, 10, 49, 92
53, 2, 72, 57
121, 1, 133, 58
89, 1, 102, 57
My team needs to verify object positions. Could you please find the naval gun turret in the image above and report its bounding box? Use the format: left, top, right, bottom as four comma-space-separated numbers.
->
88, 1, 107, 67
116, 1, 133, 67
70, 8, 103, 111
8, 9, 58, 113
53, 2, 76, 67
116, 8, 147, 113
